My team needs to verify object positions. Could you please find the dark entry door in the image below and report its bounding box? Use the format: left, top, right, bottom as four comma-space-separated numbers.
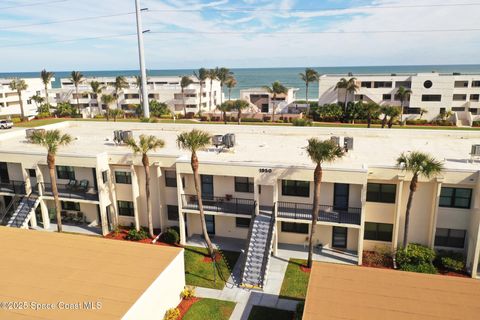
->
333, 183, 349, 211
201, 175, 214, 200
332, 226, 347, 249
0, 162, 9, 183
205, 215, 215, 235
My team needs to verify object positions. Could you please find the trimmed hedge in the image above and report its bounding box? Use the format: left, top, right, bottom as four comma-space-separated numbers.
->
396, 243, 437, 274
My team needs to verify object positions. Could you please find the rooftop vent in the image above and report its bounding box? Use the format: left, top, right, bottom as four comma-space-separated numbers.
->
212, 135, 224, 148
330, 136, 340, 146
344, 137, 354, 152
113, 130, 133, 145
471, 144, 480, 156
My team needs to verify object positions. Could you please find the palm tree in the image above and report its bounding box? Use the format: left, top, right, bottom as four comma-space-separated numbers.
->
335, 77, 358, 121
40, 69, 55, 105
363, 102, 380, 128
30, 94, 45, 109
225, 76, 237, 101
396, 86, 412, 125
217, 101, 233, 124
176, 129, 214, 257
9, 79, 28, 120
194, 68, 208, 113
419, 108, 428, 120
233, 99, 250, 125
216, 67, 233, 106
108, 108, 124, 122
90, 81, 105, 114
180, 76, 194, 117
299, 68, 319, 104
396, 152, 443, 248
263, 81, 288, 122
30, 130, 73, 232
101, 94, 115, 121
380, 105, 390, 128
305, 138, 345, 268
206, 68, 218, 111
70, 71, 84, 112
126, 135, 165, 238
114, 76, 129, 110
387, 106, 401, 128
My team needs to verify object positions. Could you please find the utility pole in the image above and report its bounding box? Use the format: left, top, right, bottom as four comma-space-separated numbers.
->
135, 0, 150, 118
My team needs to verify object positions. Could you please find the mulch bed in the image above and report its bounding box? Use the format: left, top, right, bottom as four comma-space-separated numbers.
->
436, 267, 470, 278
202, 252, 222, 263
362, 251, 394, 270
299, 265, 311, 273
105, 229, 179, 247
177, 297, 201, 319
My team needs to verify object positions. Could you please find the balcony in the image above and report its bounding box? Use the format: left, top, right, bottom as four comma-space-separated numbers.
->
0, 181, 26, 195
277, 201, 361, 225
182, 194, 255, 216
40, 182, 99, 201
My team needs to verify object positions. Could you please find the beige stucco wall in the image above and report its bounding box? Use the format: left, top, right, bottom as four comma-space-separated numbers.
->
44, 199, 99, 224
186, 213, 249, 239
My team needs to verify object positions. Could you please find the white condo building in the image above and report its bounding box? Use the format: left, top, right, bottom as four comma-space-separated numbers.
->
52, 76, 223, 117
319, 72, 480, 125
0, 78, 50, 119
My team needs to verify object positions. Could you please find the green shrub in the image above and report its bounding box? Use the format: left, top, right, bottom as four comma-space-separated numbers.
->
161, 228, 180, 244
125, 228, 149, 241
292, 118, 313, 126
240, 118, 263, 123
406, 119, 428, 125
12, 117, 22, 123
396, 244, 437, 274
400, 262, 438, 274
163, 308, 180, 320
36, 112, 52, 119
56, 102, 78, 117
436, 250, 465, 272
472, 121, 480, 127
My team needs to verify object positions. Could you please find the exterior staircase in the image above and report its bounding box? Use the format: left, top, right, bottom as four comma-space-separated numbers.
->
6, 194, 40, 228
240, 205, 276, 288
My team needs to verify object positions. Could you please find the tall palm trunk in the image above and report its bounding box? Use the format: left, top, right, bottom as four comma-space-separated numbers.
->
238, 110, 242, 125
399, 99, 404, 125
48, 153, 62, 232
182, 88, 187, 117
271, 94, 276, 123
403, 174, 417, 248
228, 88, 232, 101
44, 84, 49, 105
18, 91, 25, 120
75, 85, 80, 113
106, 105, 110, 121
223, 111, 227, 124
305, 83, 309, 104
382, 114, 387, 128
191, 151, 214, 257
367, 113, 372, 128
143, 153, 154, 238
307, 164, 322, 268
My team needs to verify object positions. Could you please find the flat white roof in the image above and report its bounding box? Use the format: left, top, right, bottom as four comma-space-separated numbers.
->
0, 121, 479, 171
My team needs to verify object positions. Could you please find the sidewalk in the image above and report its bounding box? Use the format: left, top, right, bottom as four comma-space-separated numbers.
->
194, 255, 299, 320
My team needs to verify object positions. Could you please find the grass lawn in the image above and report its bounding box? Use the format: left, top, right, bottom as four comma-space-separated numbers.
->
13, 117, 480, 130
279, 259, 311, 300
247, 306, 294, 320
182, 298, 235, 320
184, 246, 240, 290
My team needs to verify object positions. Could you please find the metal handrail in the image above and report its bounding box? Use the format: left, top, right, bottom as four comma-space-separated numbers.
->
239, 201, 258, 285
182, 194, 256, 215
277, 201, 362, 225
8, 193, 37, 227
0, 180, 27, 195
259, 204, 276, 288
0, 195, 20, 225
40, 182, 99, 201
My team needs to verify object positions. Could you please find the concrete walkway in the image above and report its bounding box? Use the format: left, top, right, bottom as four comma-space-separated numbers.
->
194, 254, 299, 320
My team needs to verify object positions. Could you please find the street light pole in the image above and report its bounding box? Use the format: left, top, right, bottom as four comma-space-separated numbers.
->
135, 0, 150, 118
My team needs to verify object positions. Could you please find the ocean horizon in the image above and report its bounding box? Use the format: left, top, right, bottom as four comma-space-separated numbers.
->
2, 64, 480, 100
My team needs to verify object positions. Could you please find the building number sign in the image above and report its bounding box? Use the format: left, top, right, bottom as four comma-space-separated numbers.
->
259, 168, 272, 173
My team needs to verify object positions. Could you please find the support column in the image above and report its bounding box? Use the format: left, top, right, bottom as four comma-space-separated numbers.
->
357, 179, 368, 265
428, 177, 444, 248
392, 175, 405, 251
98, 204, 109, 236
155, 163, 165, 232
35, 164, 49, 229
253, 178, 260, 216
130, 164, 140, 231
176, 170, 186, 245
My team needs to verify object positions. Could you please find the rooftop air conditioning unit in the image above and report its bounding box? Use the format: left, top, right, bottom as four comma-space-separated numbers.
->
122, 130, 133, 143
212, 135, 224, 148
113, 130, 123, 144
223, 133, 236, 148
344, 137, 354, 151
26, 128, 45, 140
471, 144, 480, 156
330, 136, 340, 146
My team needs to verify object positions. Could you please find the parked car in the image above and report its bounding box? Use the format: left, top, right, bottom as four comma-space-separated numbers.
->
0, 120, 13, 129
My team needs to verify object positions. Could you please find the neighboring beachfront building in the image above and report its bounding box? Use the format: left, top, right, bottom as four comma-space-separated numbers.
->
240, 87, 299, 114
52, 76, 223, 117
0, 78, 50, 119
318, 72, 480, 125
0, 122, 479, 288
0, 227, 184, 320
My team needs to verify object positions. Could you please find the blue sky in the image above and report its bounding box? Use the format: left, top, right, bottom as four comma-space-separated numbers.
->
0, 0, 479, 71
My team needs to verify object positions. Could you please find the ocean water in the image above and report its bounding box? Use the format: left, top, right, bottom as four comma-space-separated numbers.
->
2, 65, 480, 100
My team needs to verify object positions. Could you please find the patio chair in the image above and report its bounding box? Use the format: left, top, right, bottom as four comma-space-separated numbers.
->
66, 179, 78, 190
73, 212, 84, 224
77, 180, 89, 192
